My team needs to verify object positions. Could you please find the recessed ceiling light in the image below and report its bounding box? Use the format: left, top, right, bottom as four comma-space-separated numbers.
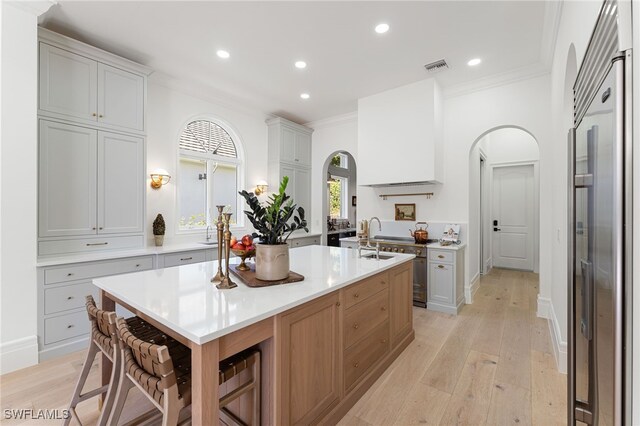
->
216, 50, 230, 59
295, 61, 307, 69
375, 23, 390, 34
467, 58, 482, 66
300, 93, 310, 100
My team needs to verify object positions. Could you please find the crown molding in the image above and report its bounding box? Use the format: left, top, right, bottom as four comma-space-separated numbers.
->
305, 111, 358, 129
7, 0, 56, 17
443, 62, 550, 99
540, 0, 563, 68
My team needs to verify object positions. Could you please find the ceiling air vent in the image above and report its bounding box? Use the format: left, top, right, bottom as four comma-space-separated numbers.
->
424, 59, 448, 73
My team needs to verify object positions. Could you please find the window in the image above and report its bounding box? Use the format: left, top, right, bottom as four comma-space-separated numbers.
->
178, 119, 242, 230
330, 153, 348, 169
328, 175, 348, 218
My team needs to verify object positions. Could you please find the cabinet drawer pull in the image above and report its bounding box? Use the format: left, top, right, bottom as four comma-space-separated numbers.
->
438, 265, 445, 269
381, 306, 386, 311
92, 113, 97, 117
67, 273, 73, 276
180, 257, 193, 261
67, 296, 74, 300
67, 324, 74, 329
438, 255, 445, 259
336, 301, 341, 307
381, 280, 386, 285
92, 227, 96, 230
353, 362, 359, 368
136, 264, 141, 267
353, 323, 359, 329
99, 227, 103, 230
353, 293, 359, 298
86, 242, 108, 246
98, 114, 104, 118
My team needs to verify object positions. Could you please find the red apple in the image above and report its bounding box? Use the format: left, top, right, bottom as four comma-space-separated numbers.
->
241, 234, 253, 246
232, 242, 245, 250
230, 236, 238, 246
246, 244, 255, 252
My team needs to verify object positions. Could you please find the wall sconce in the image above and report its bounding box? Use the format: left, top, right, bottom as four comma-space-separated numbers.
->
254, 180, 269, 195
150, 169, 171, 189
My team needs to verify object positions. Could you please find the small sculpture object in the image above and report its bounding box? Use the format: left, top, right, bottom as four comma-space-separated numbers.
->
210, 205, 226, 284
215, 212, 237, 290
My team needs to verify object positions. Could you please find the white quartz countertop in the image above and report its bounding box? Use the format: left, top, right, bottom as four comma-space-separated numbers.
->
93, 245, 414, 345
36, 233, 322, 267
338, 236, 466, 251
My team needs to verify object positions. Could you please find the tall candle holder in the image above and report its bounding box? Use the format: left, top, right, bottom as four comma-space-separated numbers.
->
210, 205, 226, 284
216, 212, 237, 289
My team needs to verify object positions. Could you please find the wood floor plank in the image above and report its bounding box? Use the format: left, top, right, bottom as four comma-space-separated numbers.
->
530, 317, 553, 354
531, 350, 567, 426
392, 384, 451, 426
486, 381, 532, 425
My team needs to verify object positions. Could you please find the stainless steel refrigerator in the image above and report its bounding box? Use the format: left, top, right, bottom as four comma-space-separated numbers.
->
568, 2, 633, 425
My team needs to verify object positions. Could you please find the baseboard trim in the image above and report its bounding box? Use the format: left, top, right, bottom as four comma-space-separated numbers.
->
0, 335, 39, 375
465, 273, 480, 304
39, 336, 90, 362
537, 297, 567, 373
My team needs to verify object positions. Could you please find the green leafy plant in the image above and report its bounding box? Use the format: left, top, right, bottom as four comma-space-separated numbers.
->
239, 176, 308, 245
152, 214, 166, 236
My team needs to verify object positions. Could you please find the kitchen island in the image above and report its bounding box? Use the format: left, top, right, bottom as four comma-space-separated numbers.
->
94, 245, 415, 425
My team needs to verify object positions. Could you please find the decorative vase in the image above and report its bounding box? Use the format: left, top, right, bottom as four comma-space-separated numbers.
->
255, 243, 289, 281
154, 235, 164, 246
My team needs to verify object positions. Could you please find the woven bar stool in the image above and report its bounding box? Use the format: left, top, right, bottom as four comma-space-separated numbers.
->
64, 296, 148, 426
109, 317, 261, 426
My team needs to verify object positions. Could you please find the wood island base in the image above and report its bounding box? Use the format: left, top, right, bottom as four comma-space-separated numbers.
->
102, 261, 414, 425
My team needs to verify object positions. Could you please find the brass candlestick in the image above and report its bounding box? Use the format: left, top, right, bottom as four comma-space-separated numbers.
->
210, 205, 226, 284
216, 212, 237, 289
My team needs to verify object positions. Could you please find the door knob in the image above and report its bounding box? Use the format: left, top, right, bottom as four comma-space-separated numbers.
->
494, 227, 501, 231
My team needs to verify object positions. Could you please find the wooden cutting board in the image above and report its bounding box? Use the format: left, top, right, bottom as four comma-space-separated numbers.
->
229, 263, 304, 287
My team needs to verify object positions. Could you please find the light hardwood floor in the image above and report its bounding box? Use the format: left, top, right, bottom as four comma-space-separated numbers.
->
0, 268, 565, 425
338, 268, 567, 426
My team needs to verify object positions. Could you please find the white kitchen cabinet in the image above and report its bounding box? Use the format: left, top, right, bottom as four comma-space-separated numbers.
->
39, 120, 98, 238
39, 43, 98, 123
39, 43, 146, 132
98, 132, 144, 234
268, 117, 313, 224
427, 247, 465, 315
290, 235, 320, 247
39, 120, 144, 243
340, 239, 358, 250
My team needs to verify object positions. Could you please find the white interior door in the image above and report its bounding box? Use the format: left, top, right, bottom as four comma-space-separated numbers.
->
492, 164, 534, 270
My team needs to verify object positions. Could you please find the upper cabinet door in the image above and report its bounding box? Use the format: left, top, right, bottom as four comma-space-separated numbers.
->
280, 126, 297, 164
97, 63, 145, 131
295, 131, 311, 167
39, 121, 98, 237
97, 132, 144, 234
39, 44, 98, 122
293, 168, 311, 218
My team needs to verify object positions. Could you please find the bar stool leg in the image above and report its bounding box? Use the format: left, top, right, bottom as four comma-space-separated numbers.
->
64, 341, 99, 426
107, 365, 134, 426
253, 351, 261, 426
96, 349, 121, 426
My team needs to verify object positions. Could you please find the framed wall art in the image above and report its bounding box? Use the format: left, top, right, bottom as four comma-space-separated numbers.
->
395, 203, 416, 221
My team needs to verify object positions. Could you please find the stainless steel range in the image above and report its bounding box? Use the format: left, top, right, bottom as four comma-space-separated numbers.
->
372, 235, 436, 308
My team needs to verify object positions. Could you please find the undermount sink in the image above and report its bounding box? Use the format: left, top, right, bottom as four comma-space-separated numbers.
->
199, 241, 217, 246
361, 253, 394, 260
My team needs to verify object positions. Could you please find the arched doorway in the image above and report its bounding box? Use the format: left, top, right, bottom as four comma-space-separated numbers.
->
468, 126, 540, 284
321, 151, 357, 244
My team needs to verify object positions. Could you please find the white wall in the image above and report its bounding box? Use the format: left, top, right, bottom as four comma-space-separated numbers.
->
633, 2, 640, 423
308, 113, 359, 241
478, 128, 540, 164
0, 3, 40, 374
146, 79, 269, 244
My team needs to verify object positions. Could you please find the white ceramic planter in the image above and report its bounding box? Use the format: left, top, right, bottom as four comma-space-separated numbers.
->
255, 243, 290, 281
154, 235, 164, 246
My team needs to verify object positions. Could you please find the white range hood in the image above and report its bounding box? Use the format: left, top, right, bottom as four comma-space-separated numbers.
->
357, 78, 443, 187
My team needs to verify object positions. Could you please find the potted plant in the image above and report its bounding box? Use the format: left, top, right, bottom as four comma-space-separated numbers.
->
239, 176, 308, 281
153, 214, 165, 246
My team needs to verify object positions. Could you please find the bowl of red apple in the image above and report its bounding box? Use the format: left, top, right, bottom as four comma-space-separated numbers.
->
230, 234, 256, 271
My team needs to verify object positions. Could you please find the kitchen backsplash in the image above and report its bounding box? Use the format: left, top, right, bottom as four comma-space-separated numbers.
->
369, 220, 467, 243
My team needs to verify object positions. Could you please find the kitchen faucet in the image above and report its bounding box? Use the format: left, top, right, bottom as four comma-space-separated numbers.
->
358, 217, 382, 258
205, 225, 212, 241
368, 216, 381, 245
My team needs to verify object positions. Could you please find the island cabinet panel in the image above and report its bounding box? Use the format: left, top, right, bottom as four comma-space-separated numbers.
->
343, 271, 389, 309
276, 292, 341, 425
390, 262, 413, 345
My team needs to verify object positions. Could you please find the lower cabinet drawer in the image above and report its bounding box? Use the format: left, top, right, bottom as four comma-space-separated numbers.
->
162, 250, 207, 267
429, 249, 454, 263
344, 290, 389, 348
44, 255, 153, 285
38, 235, 144, 257
45, 282, 98, 315
44, 311, 90, 344
344, 321, 390, 391
344, 271, 389, 309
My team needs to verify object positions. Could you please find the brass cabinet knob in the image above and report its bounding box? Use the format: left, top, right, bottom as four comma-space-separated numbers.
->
438, 255, 445, 259
99, 114, 104, 118
353, 362, 359, 368
381, 339, 387, 343
92, 113, 97, 117
381, 306, 386, 311
354, 293, 359, 298
353, 323, 359, 329
438, 265, 445, 269
67, 296, 74, 300
67, 273, 73, 276
67, 324, 74, 329
336, 301, 341, 307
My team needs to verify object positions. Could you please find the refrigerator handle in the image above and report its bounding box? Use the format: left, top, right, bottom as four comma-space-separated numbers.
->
580, 260, 594, 340
567, 127, 577, 426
